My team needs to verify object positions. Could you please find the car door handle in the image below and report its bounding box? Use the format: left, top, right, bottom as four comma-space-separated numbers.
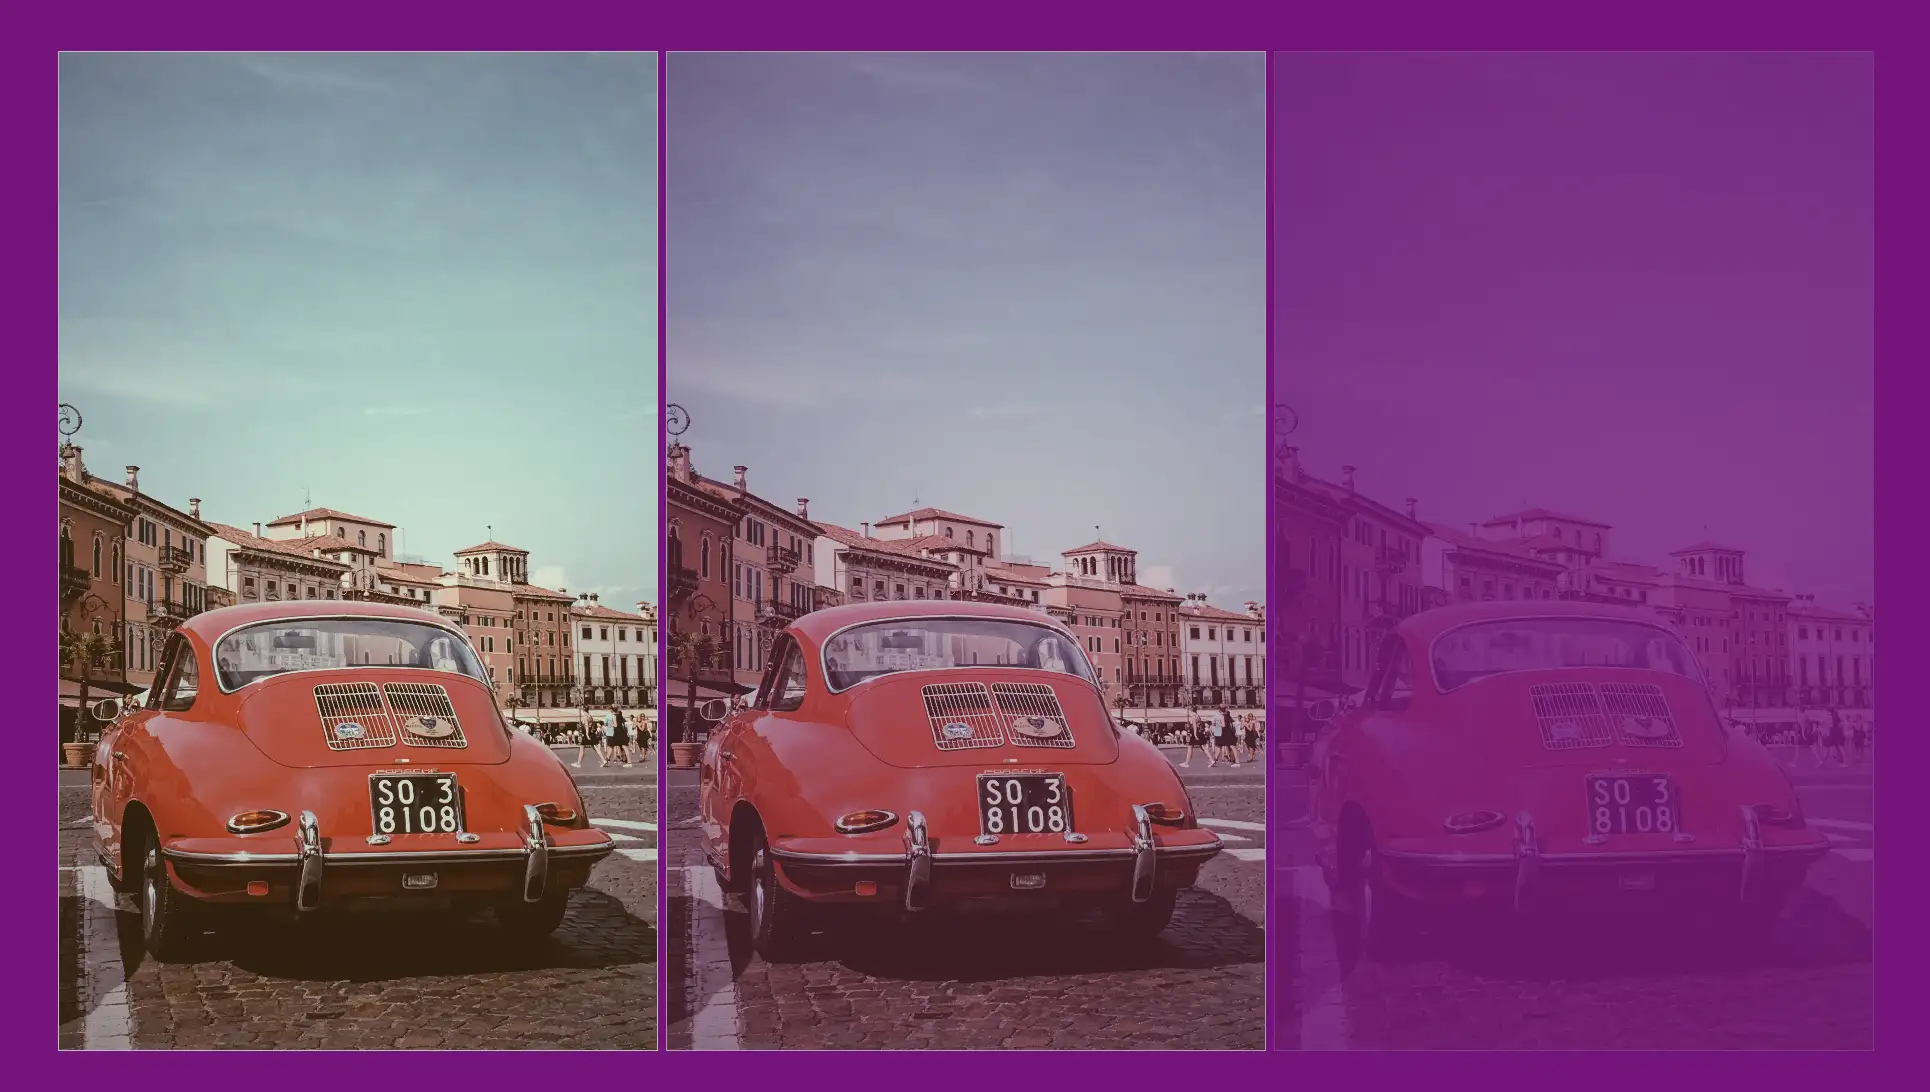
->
112, 751, 127, 761
719, 750, 735, 762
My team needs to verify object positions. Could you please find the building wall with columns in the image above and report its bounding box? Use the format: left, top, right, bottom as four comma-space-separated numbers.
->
1179, 597, 1266, 709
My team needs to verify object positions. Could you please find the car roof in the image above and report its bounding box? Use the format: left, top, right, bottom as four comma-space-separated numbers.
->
1400, 598, 1672, 643
789, 599, 1071, 648
180, 599, 466, 645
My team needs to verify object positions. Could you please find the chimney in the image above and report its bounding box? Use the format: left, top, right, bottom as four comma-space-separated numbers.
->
125, 465, 140, 491
1469, 522, 1478, 537
1404, 497, 1417, 520
560, 587, 567, 595
1341, 465, 1356, 492
797, 498, 809, 519
732, 465, 748, 491
1280, 444, 1301, 484
666, 443, 692, 482
59, 445, 83, 482
253, 521, 263, 536
590, 593, 600, 603
1166, 587, 1176, 594
861, 522, 871, 538
189, 497, 201, 519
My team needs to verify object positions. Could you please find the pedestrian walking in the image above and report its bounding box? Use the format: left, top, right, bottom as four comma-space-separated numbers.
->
571, 705, 597, 767
1804, 713, 1827, 768
1242, 713, 1259, 762
1826, 708, 1847, 766
1217, 706, 1240, 767
1179, 707, 1203, 768
612, 707, 635, 768
1851, 715, 1869, 763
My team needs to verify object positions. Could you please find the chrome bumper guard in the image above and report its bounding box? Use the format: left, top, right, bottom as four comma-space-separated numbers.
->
521, 804, 549, 903
1737, 804, 1765, 904
1129, 804, 1156, 903
903, 810, 933, 912
295, 810, 323, 912
1513, 811, 1539, 914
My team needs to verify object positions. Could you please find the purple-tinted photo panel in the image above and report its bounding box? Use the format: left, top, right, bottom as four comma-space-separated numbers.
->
1268, 52, 1876, 1050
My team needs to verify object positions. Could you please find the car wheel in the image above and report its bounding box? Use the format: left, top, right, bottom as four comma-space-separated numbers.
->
105, 846, 137, 894
497, 890, 571, 941
138, 832, 202, 961
746, 827, 810, 962
1332, 834, 1418, 960
1112, 888, 1179, 943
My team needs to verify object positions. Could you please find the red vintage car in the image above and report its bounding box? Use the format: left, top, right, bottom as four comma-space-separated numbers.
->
89, 601, 614, 959
697, 601, 1222, 959
1307, 600, 1829, 954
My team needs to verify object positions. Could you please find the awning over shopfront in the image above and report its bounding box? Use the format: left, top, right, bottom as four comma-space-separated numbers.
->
59, 677, 143, 706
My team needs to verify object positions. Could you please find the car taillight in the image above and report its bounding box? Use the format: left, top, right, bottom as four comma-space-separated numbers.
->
226, 810, 291, 835
1750, 802, 1804, 827
834, 810, 898, 834
1443, 810, 1506, 834
1142, 803, 1187, 825
535, 802, 580, 825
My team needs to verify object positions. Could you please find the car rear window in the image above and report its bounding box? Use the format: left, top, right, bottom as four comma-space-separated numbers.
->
215, 617, 489, 691
1431, 618, 1701, 692
822, 617, 1095, 692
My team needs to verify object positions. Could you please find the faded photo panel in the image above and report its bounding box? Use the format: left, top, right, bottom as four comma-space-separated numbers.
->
1269, 52, 1873, 1049
663, 52, 1267, 1050
57, 52, 660, 1050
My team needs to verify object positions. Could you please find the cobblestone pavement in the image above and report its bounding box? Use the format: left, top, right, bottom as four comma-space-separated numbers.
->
664, 765, 1265, 1050
1271, 766, 1874, 1050
58, 765, 659, 1050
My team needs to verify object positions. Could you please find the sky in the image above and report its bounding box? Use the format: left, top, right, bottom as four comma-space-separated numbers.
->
59, 53, 659, 606
1274, 53, 1874, 608
667, 53, 1267, 607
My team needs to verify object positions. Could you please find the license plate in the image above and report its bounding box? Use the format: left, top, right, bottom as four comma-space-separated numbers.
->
1586, 774, 1682, 837
978, 773, 1073, 836
369, 773, 464, 835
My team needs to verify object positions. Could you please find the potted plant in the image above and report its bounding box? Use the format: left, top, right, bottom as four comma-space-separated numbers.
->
61, 630, 118, 767
668, 629, 721, 768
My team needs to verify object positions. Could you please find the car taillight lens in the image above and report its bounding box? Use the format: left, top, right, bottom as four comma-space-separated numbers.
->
834, 810, 898, 834
1443, 810, 1506, 834
535, 802, 580, 825
1142, 803, 1187, 825
227, 810, 291, 835
1751, 802, 1804, 827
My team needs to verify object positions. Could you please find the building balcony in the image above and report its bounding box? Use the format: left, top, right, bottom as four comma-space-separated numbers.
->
150, 597, 201, 628
159, 544, 194, 574
767, 544, 801, 575
759, 599, 807, 627
61, 565, 90, 602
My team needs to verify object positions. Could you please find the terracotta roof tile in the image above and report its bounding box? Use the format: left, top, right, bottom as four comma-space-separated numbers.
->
1063, 540, 1137, 556
1481, 507, 1612, 529
454, 540, 527, 555
266, 507, 396, 529
874, 506, 1004, 528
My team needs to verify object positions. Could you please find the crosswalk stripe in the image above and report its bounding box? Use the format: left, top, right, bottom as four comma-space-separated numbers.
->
616, 847, 657, 863
605, 832, 644, 843
1807, 818, 1874, 833
593, 818, 657, 832
1832, 848, 1873, 863
1199, 818, 1266, 833
1226, 848, 1268, 862
1215, 832, 1252, 843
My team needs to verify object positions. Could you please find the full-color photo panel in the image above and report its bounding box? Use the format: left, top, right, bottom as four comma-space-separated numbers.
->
57, 52, 661, 1050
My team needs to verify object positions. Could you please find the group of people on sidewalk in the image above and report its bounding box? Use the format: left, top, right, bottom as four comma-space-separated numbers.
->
1174, 706, 1262, 768
1741, 707, 1873, 767
567, 705, 650, 768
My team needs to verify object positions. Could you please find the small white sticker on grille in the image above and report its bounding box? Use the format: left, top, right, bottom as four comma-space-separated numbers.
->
990, 682, 1075, 749
922, 682, 1006, 750
314, 682, 400, 751
1529, 682, 1613, 750
1599, 682, 1682, 748
383, 682, 468, 748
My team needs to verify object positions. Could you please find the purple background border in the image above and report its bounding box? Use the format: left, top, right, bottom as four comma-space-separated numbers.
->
8, 20, 1918, 1079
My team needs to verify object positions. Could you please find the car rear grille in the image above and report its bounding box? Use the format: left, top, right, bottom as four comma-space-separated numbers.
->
990, 682, 1075, 749
313, 681, 466, 751
314, 682, 401, 751
1598, 682, 1682, 748
1529, 682, 1614, 750
922, 682, 1007, 750
383, 683, 468, 748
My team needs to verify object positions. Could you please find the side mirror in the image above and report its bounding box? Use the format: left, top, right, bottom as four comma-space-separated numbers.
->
1306, 699, 1338, 723
89, 698, 122, 723
698, 697, 731, 723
